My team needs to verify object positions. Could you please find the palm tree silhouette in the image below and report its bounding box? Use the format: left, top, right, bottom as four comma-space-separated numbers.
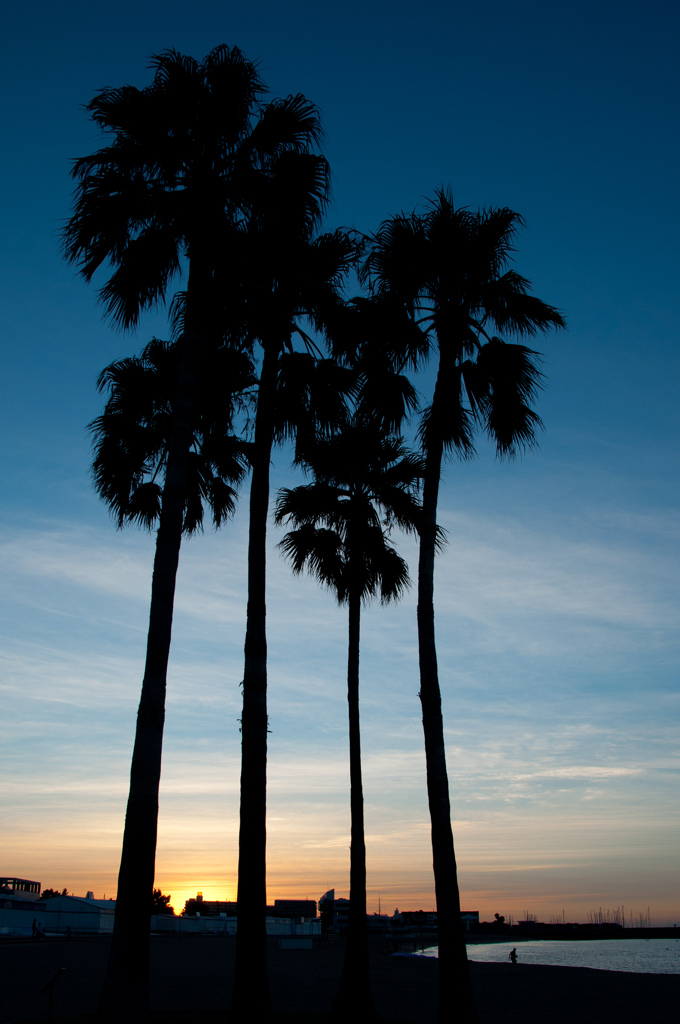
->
90, 339, 252, 535
62, 45, 327, 1021
275, 422, 423, 1023
363, 190, 565, 1023
88, 337, 251, 1020
230, 224, 359, 1021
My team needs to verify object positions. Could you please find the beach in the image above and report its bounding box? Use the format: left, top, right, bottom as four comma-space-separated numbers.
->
1, 933, 678, 1023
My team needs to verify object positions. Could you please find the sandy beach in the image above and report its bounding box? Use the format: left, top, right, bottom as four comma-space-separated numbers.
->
1, 933, 678, 1023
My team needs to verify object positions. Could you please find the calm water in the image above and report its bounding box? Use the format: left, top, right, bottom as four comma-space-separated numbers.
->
414, 938, 680, 974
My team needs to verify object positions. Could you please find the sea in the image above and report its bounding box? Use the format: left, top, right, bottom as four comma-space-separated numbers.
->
410, 938, 680, 974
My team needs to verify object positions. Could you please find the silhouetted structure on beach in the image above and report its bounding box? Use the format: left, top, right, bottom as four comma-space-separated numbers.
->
182, 894, 317, 919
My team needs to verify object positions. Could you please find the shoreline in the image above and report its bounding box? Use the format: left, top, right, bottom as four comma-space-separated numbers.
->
398, 925, 680, 945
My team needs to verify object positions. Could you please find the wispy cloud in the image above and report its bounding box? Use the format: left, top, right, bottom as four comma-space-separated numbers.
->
513, 766, 642, 779
1, 496, 677, 921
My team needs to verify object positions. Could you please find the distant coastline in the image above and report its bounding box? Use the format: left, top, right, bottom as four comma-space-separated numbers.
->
467, 925, 679, 942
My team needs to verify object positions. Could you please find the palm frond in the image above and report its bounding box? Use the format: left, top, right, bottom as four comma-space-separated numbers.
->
479, 340, 545, 456
362, 192, 565, 464
126, 481, 163, 529
486, 272, 566, 336
278, 525, 347, 600
98, 227, 182, 328
91, 335, 250, 533
250, 94, 323, 157
259, 150, 330, 237
355, 361, 419, 432
276, 418, 423, 607
206, 478, 239, 528
374, 544, 411, 604
275, 353, 355, 447
417, 399, 476, 460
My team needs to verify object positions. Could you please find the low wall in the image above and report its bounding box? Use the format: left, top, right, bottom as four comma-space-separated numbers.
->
0, 907, 39, 937
0, 906, 114, 936
152, 914, 237, 935
152, 916, 322, 937
1, 907, 322, 938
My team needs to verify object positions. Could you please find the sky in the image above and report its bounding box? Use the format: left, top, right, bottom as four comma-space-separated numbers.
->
1, 1, 678, 925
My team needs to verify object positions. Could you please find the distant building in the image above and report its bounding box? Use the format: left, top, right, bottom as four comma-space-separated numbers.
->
0, 893, 116, 936
461, 911, 479, 930
367, 913, 392, 932
317, 899, 480, 933
268, 899, 317, 920
39, 894, 116, 933
319, 891, 391, 933
182, 894, 317, 920
334, 898, 350, 931
183, 893, 238, 917
397, 909, 479, 930
0, 878, 41, 902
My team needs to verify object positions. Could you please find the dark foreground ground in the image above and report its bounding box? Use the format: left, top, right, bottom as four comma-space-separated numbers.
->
1, 933, 678, 1024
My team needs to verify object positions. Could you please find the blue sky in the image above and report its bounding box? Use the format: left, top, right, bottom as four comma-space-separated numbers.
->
1, 1, 678, 923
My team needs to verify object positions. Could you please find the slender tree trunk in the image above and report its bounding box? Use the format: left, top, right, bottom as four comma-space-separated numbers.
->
331, 591, 379, 1023
230, 342, 278, 1022
98, 332, 199, 1024
417, 364, 479, 1024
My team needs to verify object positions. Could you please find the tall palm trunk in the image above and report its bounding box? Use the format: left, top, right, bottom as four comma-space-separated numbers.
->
99, 331, 199, 1024
231, 342, 279, 1022
331, 589, 378, 1022
417, 361, 479, 1024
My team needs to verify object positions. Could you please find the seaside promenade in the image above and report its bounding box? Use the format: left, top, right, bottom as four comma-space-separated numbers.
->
1, 932, 678, 1023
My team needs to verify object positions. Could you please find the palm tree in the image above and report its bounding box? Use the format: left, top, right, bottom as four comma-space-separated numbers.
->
62, 45, 325, 1021
90, 338, 253, 535
89, 337, 251, 1022
275, 423, 424, 1023
363, 190, 566, 1024
229, 224, 359, 1022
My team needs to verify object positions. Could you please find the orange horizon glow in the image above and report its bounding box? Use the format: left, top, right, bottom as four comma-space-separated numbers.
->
9, 805, 679, 927
32, 868, 675, 928
10, 827, 680, 928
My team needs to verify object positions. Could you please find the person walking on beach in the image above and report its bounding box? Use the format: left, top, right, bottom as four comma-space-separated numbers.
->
509, 948, 518, 964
